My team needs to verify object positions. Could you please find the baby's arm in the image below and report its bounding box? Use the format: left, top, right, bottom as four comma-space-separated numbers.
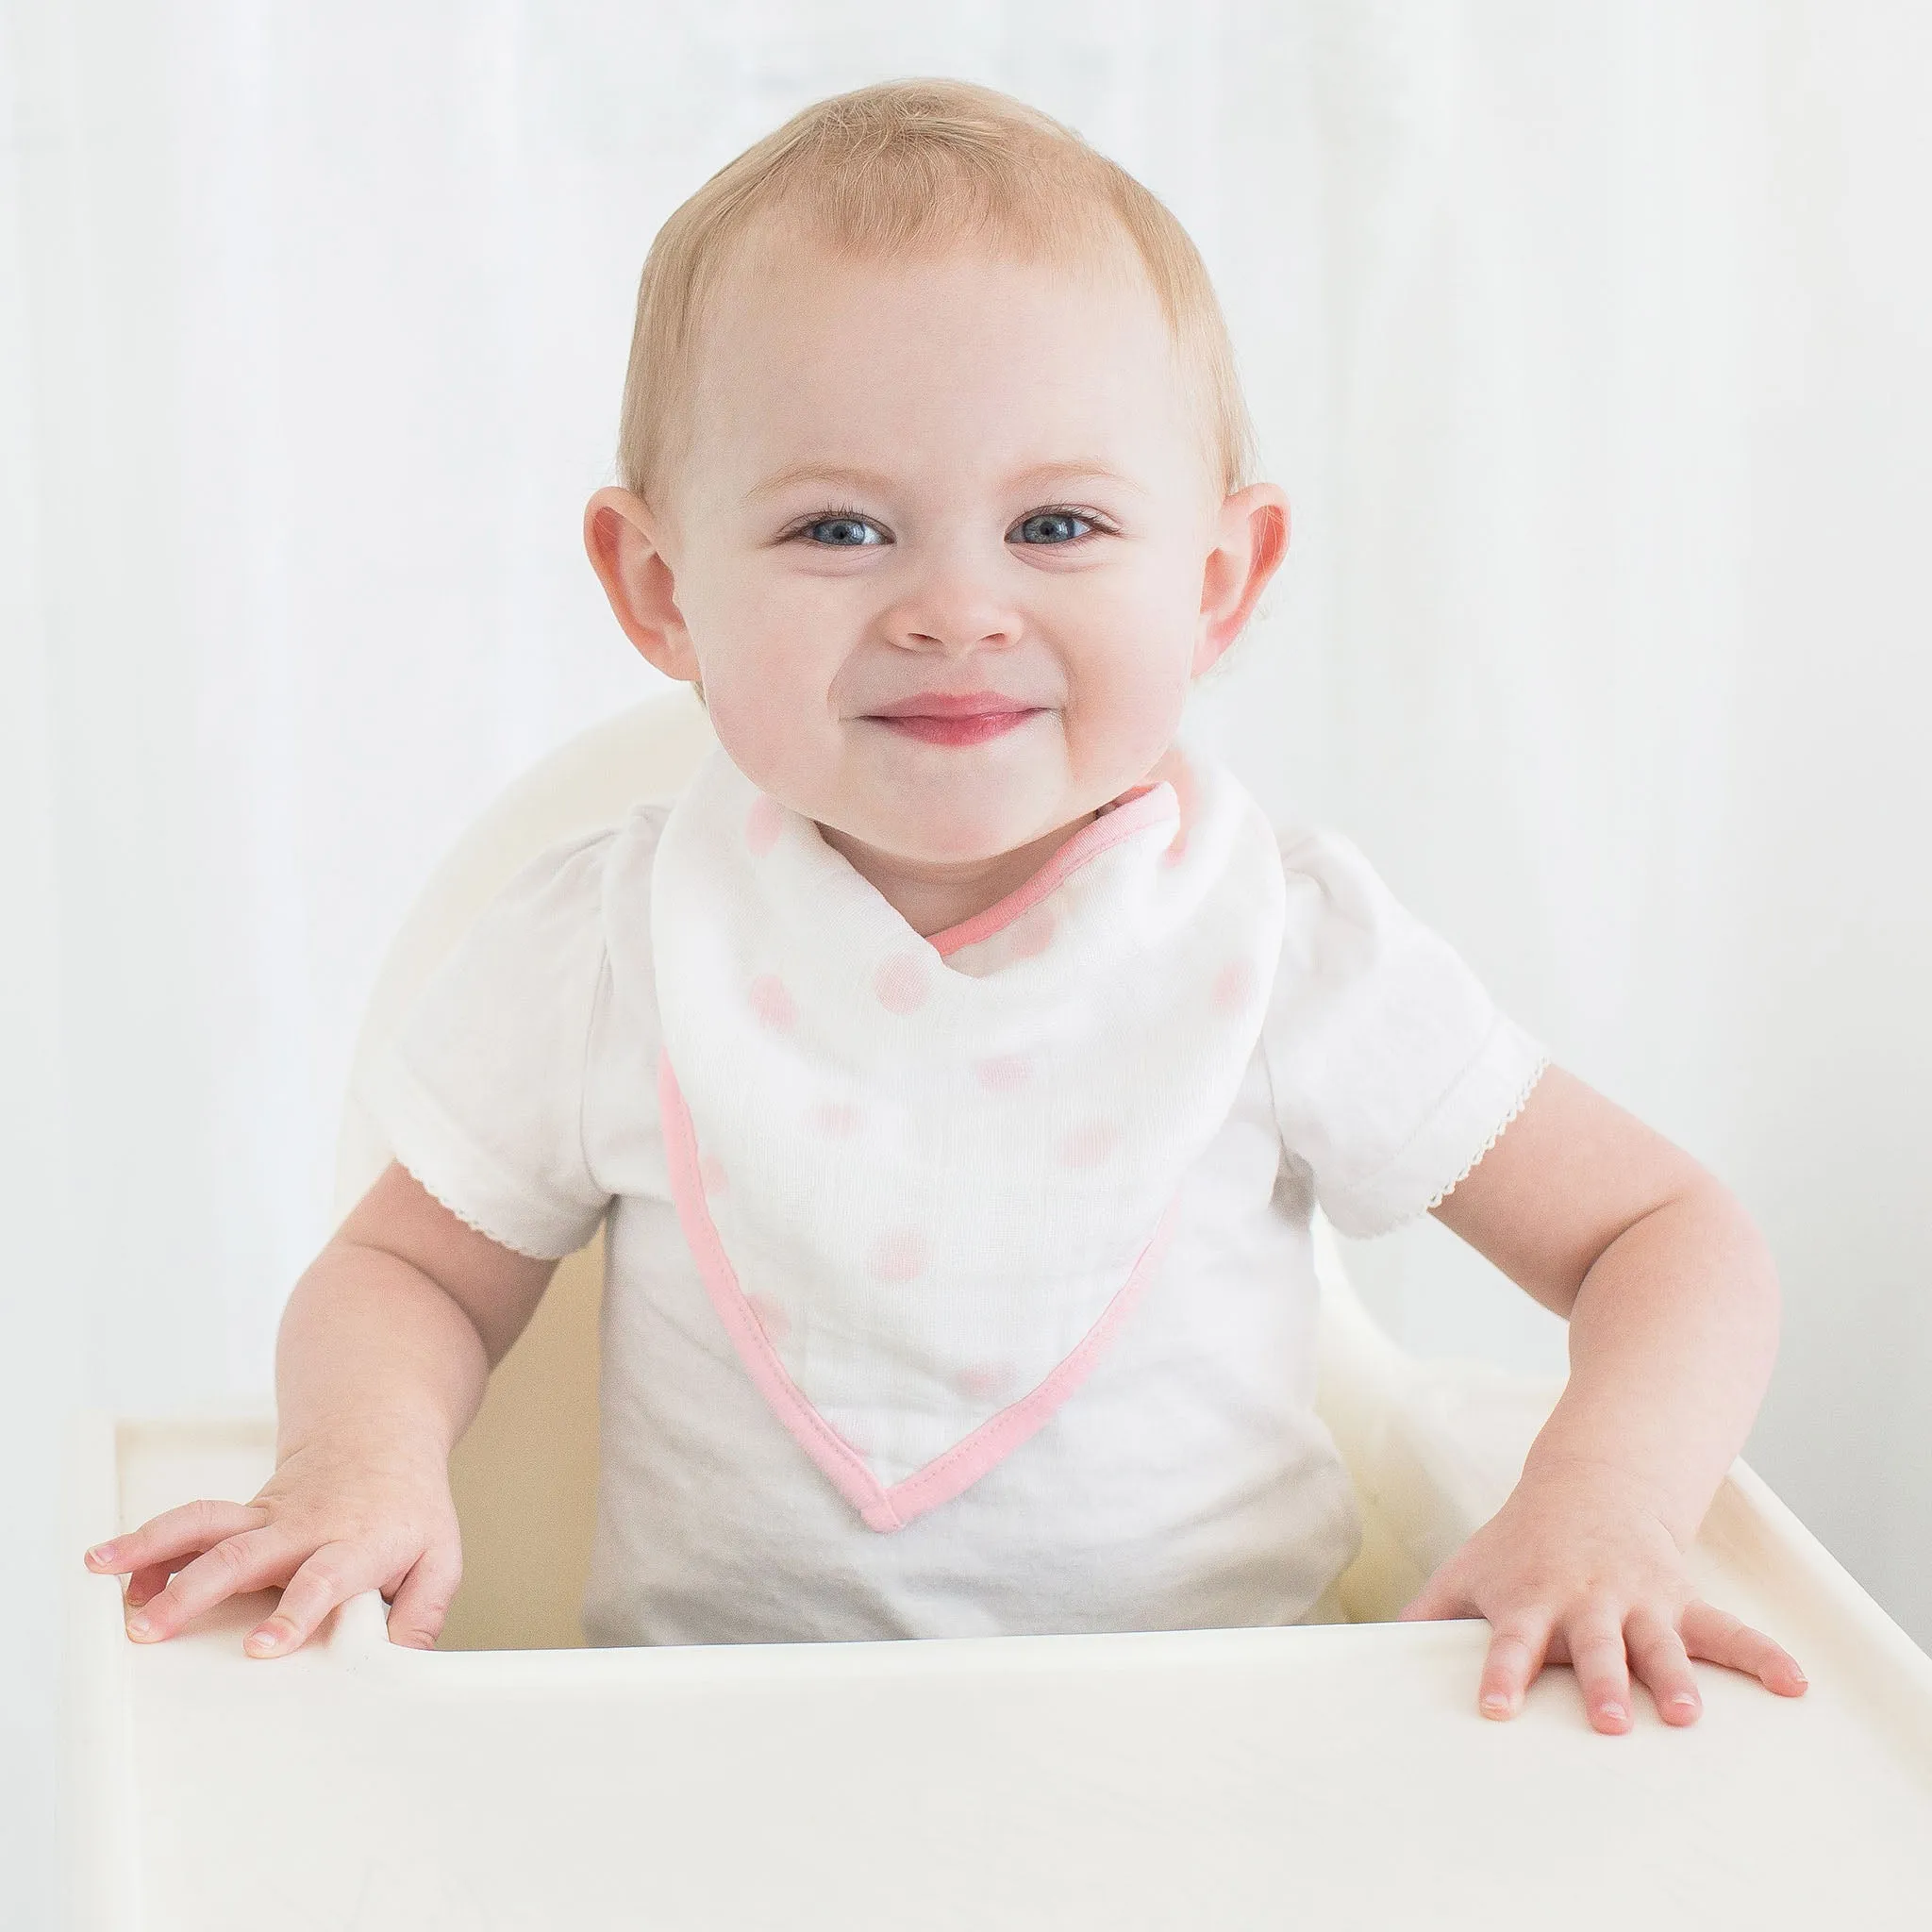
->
81, 1161, 557, 1656
1402, 1063, 1807, 1730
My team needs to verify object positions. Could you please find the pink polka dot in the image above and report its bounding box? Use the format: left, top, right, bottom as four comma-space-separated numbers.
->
874, 952, 930, 1014
746, 1292, 791, 1343
749, 973, 796, 1031
1058, 1119, 1120, 1169
959, 1363, 1011, 1403
809, 1101, 863, 1137
1212, 957, 1257, 1015
1009, 905, 1057, 959
870, 1226, 928, 1283
973, 1053, 1032, 1094
745, 794, 784, 857
697, 1153, 728, 1196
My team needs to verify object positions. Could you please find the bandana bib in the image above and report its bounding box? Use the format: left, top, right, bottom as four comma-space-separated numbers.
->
650, 730, 1287, 1531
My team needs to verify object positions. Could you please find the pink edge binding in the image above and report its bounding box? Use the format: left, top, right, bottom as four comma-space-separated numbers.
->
925, 782, 1177, 959
658, 1045, 1181, 1534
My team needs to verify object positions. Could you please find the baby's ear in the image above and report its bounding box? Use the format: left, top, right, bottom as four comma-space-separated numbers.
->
1193, 483, 1290, 676
583, 487, 702, 681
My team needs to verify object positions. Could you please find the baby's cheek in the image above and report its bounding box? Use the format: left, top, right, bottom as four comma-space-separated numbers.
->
700, 686, 822, 810
1064, 667, 1188, 791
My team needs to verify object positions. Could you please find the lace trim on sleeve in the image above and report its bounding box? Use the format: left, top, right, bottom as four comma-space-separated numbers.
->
1423, 1050, 1552, 1213
392, 1152, 578, 1262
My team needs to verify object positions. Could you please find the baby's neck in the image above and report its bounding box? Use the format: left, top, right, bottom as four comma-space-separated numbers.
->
817, 812, 1099, 940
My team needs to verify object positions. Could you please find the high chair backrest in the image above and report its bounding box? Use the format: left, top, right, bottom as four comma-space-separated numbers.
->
336, 686, 1398, 1648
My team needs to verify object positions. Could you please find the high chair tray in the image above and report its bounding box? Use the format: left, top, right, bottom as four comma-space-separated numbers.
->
66, 1410, 1932, 1930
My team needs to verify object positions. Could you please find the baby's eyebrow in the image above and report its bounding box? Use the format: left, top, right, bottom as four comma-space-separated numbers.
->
745, 458, 1141, 502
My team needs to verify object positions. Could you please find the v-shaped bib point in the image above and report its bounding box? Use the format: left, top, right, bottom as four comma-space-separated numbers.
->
650, 732, 1287, 1530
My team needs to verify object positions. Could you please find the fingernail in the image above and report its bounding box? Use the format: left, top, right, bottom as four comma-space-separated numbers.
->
125, 1613, 152, 1639
1482, 1693, 1510, 1714
246, 1626, 280, 1653
1669, 1694, 1697, 1712
1602, 1702, 1626, 1723
87, 1542, 115, 1565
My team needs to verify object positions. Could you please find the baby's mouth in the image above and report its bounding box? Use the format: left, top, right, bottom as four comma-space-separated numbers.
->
868, 708, 1043, 747
862, 688, 1047, 741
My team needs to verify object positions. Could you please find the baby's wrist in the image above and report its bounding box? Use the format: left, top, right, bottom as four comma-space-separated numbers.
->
1513, 1444, 1702, 1553
274, 1401, 460, 1474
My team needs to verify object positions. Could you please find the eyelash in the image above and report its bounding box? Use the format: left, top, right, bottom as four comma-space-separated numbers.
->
783, 504, 1112, 548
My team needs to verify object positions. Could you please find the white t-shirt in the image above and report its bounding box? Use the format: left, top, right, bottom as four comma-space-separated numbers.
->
360, 798, 1548, 1647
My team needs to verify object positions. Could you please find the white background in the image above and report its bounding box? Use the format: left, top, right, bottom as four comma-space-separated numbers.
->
5, 4, 1929, 1924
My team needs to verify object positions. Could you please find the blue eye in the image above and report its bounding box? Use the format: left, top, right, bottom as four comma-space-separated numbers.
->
785, 504, 1108, 548
795, 509, 884, 547
1011, 509, 1097, 545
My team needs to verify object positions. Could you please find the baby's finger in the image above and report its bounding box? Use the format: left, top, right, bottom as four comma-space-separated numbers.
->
1624, 1605, 1701, 1724
87, 1499, 268, 1577
124, 1562, 177, 1608
1396, 1571, 1473, 1623
1681, 1599, 1808, 1696
246, 1542, 382, 1657
1477, 1611, 1556, 1721
124, 1526, 290, 1642
383, 1543, 463, 1650
1563, 1613, 1634, 1733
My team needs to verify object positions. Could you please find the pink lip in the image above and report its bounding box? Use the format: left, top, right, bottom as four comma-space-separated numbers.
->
873, 710, 1039, 747
867, 691, 1037, 719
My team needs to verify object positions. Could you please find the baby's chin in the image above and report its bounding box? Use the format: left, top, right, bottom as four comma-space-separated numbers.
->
810, 786, 1095, 874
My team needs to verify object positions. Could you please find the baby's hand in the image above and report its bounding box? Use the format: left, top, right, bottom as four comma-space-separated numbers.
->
81, 1423, 462, 1657
1395, 1457, 1807, 1732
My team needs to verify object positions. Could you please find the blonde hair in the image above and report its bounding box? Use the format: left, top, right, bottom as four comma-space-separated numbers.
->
616, 76, 1259, 525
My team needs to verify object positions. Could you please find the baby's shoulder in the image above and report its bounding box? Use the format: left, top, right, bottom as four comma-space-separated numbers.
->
600, 795, 675, 877
1257, 816, 1499, 1049
1267, 821, 1416, 961
559, 797, 677, 974
457, 799, 675, 971
516, 796, 674, 891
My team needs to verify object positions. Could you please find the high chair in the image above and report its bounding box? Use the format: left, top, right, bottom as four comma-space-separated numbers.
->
63, 686, 1932, 1928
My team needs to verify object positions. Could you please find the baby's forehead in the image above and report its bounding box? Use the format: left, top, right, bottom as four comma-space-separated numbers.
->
718, 224, 1151, 353
665, 219, 1216, 511
699, 226, 1186, 403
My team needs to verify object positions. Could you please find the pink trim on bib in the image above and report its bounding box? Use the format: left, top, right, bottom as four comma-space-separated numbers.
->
658, 1044, 1180, 1532
926, 784, 1177, 959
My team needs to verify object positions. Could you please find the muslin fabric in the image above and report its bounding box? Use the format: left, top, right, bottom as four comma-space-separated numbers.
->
647, 733, 1287, 1525
360, 751, 1549, 1643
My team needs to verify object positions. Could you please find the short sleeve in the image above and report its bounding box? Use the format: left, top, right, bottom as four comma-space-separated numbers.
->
356, 829, 619, 1260
1260, 826, 1551, 1240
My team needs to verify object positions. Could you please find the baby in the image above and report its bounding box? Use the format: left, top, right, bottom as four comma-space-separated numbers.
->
86, 77, 1807, 1734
